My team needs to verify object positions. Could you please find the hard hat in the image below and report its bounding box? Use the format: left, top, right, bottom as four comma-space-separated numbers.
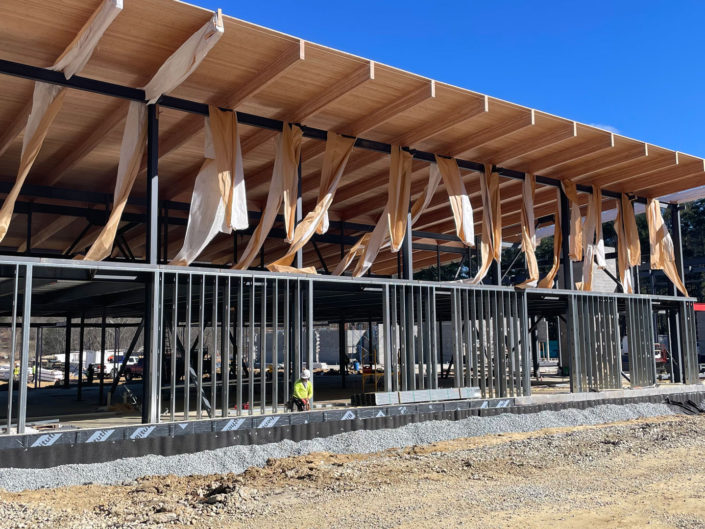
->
301, 369, 311, 379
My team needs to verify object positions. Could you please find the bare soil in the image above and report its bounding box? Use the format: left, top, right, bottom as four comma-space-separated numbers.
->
2, 414, 705, 528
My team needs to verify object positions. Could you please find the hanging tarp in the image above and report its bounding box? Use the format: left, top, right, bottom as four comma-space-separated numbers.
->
410, 163, 441, 224
233, 123, 302, 270
51, 0, 124, 79
647, 199, 688, 296
434, 155, 474, 246
170, 106, 248, 265
84, 11, 224, 261
561, 179, 583, 261
614, 194, 641, 293
268, 132, 355, 273
468, 164, 501, 284
516, 173, 538, 288
577, 185, 605, 291
333, 161, 437, 278
537, 188, 562, 288
387, 147, 414, 252
144, 11, 224, 104
83, 102, 147, 261
0, 0, 122, 243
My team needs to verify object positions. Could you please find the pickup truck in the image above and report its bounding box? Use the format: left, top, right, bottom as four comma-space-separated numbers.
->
124, 358, 144, 380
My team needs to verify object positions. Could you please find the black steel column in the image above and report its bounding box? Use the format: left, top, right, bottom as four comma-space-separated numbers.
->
670, 204, 684, 296
338, 318, 346, 388
401, 212, 413, 280
146, 104, 159, 265
143, 103, 159, 423
492, 259, 501, 286
560, 187, 573, 290
63, 317, 71, 388
99, 312, 106, 405
436, 244, 441, 281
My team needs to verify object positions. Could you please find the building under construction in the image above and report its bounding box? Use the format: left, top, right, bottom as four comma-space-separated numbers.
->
0, 0, 702, 466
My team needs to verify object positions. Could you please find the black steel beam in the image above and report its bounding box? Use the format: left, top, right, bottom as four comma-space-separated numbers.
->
0, 58, 654, 205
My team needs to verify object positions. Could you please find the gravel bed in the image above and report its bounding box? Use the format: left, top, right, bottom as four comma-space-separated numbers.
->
0, 402, 680, 492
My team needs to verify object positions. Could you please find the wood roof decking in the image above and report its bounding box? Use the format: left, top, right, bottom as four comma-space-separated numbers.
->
0, 0, 703, 275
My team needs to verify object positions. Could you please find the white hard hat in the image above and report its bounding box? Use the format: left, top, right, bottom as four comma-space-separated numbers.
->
301, 369, 311, 379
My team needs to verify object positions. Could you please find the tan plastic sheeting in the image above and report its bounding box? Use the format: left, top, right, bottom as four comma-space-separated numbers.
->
333, 160, 438, 278
468, 165, 501, 284
411, 162, 441, 224
83, 102, 147, 261
561, 179, 583, 261
537, 188, 562, 288
0, 85, 66, 242
268, 133, 355, 273
144, 11, 224, 104
434, 156, 474, 246
84, 12, 224, 261
516, 173, 538, 288
51, 0, 123, 79
0, 0, 122, 243
387, 147, 414, 252
577, 186, 606, 291
647, 199, 688, 296
170, 107, 248, 266
233, 123, 302, 270
614, 194, 641, 294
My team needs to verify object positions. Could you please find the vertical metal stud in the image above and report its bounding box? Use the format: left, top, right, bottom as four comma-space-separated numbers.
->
5, 265, 19, 432
17, 265, 32, 434
184, 275, 192, 419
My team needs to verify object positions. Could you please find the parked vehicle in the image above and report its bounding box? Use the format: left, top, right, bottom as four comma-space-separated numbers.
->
105, 355, 139, 378
124, 358, 144, 380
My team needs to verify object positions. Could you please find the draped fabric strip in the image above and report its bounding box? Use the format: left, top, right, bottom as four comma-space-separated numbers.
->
516, 173, 538, 288
233, 123, 302, 270
614, 194, 641, 293
84, 12, 224, 261
434, 155, 474, 246
646, 199, 688, 296
51, 0, 124, 79
170, 106, 248, 266
577, 185, 605, 291
333, 159, 436, 278
468, 165, 501, 284
561, 179, 583, 261
0, 0, 123, 243
144, 12, 224, 104
387, 147, 414, 252
537, 188, 562, 288
410, 163, 441, 224
83, 102, 147, 261
268, 133, 356, 273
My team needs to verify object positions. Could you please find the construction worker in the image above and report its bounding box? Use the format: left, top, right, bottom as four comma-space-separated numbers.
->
13, 362, 19, 382
289, 369, 313, 411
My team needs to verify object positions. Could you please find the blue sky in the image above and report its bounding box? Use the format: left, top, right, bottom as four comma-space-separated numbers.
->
195, 1, 704, 157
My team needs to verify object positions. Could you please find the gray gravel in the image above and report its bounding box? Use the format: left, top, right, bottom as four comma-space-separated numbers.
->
0, 402, 680, 492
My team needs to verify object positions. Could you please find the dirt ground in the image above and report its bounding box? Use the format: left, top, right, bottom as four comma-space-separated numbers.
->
2, 414, 705, 529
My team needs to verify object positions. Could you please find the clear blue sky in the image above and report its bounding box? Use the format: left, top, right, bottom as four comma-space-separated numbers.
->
195, 0, 704, 158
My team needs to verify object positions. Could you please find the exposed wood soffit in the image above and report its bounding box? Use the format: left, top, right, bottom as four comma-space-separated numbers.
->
226, 39, 306, 109
345, 80, 436, 137
47, 101, 129, 186
489, 121, 577, 166
442, 109, 535, 158
526, 133, 614, 173
240, 59, 375, 155
0, 99, 32, 158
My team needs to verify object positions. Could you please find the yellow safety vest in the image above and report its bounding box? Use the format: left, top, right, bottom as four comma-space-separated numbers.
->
293, 379, 313, 400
